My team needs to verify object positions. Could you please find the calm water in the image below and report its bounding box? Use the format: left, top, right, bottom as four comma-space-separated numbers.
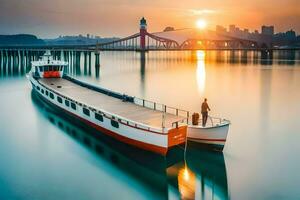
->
0, 50, 300, 200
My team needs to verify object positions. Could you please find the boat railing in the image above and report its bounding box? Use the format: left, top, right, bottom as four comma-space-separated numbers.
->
133, 97, 190, 124
37, 80, 172, 134
197, 116, 230, 127
62, 76, 188, 129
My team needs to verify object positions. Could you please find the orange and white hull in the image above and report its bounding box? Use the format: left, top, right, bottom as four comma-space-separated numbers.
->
29, 74, 187, 155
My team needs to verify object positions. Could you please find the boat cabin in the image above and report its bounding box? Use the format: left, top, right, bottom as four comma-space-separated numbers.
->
31, 50, 68, 78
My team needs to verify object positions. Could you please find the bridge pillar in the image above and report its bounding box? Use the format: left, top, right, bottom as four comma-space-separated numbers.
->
7, 50, 12, 75
20, 50, 25, 74
94, 51, 100, 78
75, 51, 81, 75
3, 50, 7, 75
0, 50, 2, 77
95, 52, 100, 68
88, 51, 92, 75
140, 17, 147, 51
25, 51, 30, 71
84, 51, 88, 75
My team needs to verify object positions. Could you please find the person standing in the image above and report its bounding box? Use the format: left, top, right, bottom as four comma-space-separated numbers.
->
201, 98, 210, 127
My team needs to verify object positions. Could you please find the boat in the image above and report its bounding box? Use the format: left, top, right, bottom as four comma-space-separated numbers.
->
28, 51, 188, 155
31, 91, 184, 199
187, 115, 230, 151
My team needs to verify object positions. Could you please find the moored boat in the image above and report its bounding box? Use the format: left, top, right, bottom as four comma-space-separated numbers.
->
28, 51, 188, 155
187, 116, 230, 151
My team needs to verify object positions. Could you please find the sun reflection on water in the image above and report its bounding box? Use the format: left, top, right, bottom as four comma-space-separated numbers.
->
178, 166, 196, 200
196, 50, 206, 94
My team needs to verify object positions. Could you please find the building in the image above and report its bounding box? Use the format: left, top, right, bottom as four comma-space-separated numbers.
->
261, 26, 274, 35
229, 25, 236, 33
286, 29, 296, 38
216, 25, 226, 33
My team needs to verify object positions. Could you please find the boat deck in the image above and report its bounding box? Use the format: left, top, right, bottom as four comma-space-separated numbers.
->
39, 78, 186, 129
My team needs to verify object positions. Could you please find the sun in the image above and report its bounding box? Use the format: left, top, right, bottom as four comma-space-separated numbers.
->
196, 19, 207, 29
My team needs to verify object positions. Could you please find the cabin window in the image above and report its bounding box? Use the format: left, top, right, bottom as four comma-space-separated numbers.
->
39, 67, 43, 72
57, 96, 62, 103
111, 120, 119, 128
49, 93, 54, 99
83, 107, 90, 116
95, 113, 103, 122
45, 66, 49, 71
49, 66, 53, 71
71, 102, 76, 110
41, 89, 44, 94
65, 100, 70, 107
36, 86, 40, 91
45, 90, 49, 96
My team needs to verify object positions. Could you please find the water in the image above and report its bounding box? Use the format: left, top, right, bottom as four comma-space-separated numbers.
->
0, 50, 300, 200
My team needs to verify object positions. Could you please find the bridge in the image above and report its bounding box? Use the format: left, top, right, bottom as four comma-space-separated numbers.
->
0, 17, 271, 52
97, 17, 264, 51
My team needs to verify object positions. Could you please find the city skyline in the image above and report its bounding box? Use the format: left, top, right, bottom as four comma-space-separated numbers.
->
0, 0, 300, 38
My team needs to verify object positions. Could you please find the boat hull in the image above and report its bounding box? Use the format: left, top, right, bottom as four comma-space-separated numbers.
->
29, 75, 186, 155
187, 124, 229, 151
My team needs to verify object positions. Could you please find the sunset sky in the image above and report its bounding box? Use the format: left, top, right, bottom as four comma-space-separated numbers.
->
0, 0, 299, 38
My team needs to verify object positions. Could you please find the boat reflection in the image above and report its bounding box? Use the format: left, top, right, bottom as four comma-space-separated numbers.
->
168, 142, 229, 200
31, 90, 184, 200
31, 90, 228, 200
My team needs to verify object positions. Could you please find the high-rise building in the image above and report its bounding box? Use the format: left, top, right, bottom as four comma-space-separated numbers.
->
216, 25, 226, 33
229, 25, 236, 33
261, 26, 274, 35
286, 29, 296, 40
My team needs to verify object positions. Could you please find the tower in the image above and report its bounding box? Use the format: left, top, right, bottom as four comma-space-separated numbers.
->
140, 17, 147, 50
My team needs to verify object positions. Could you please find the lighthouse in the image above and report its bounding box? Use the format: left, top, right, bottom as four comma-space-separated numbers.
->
140, 17, 147, 50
